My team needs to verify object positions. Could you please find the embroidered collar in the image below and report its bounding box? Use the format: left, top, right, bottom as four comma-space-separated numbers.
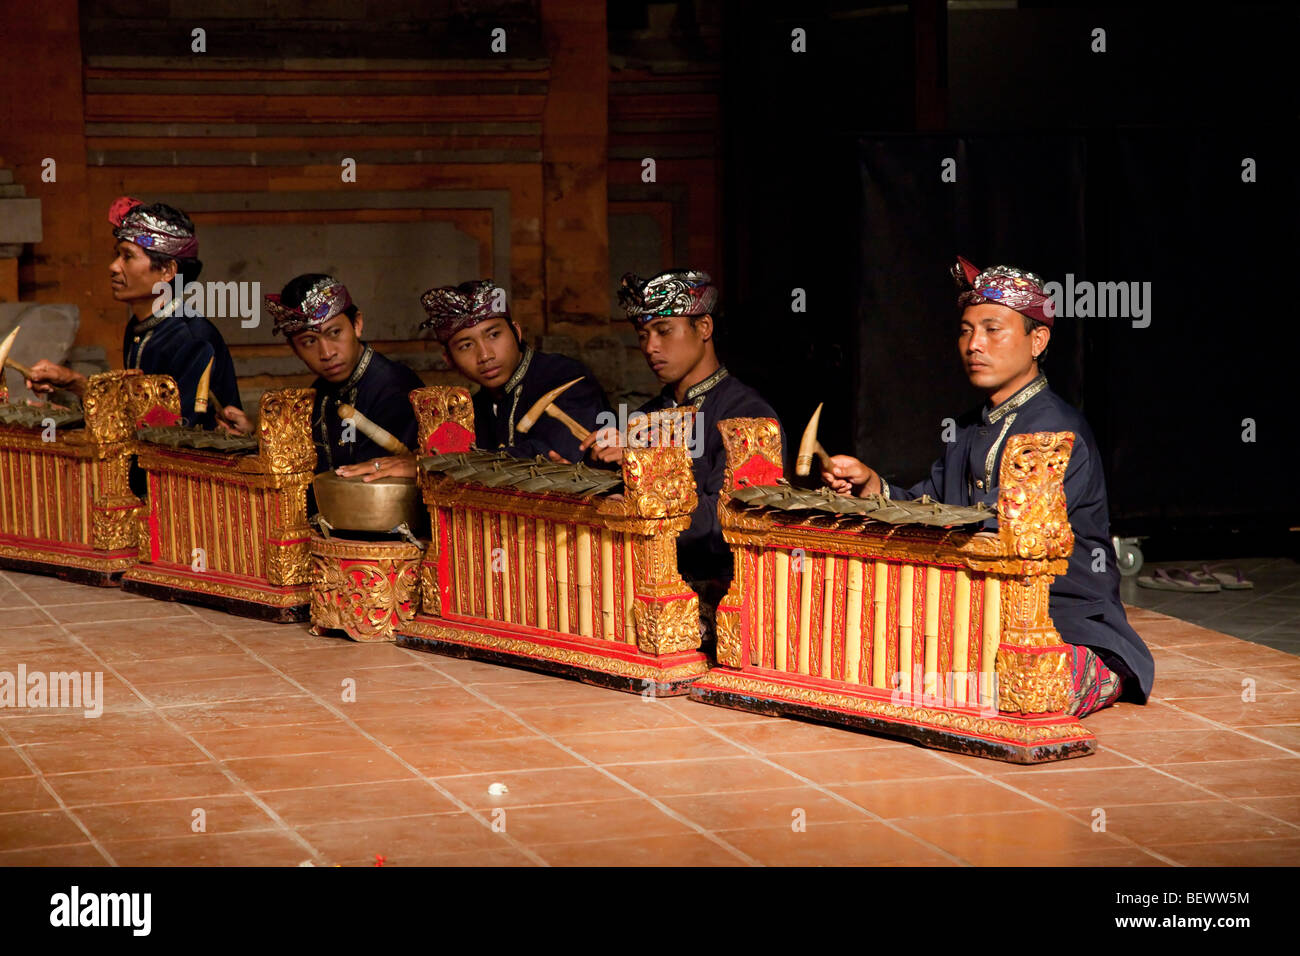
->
503, 345, 534, 395
985, 373, 1047, 424
334, 343, 374, 394
129, 295, 180, 335
663, 365, 728, 408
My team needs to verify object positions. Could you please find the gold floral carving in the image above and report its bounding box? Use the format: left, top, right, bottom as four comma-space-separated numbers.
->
998, 431, 1075, 561
715, 609, 743, 667
81, 369, 140, 444
409, 385, 475, 451
310, 537, 422, 642
401, 619, 710, 683
632, 595, 701, 655
996, 645, 1072, 714
622, 444, 696, 519
257, 388, 316, 475
718, 416, 784, 494
419, 560, 441, 617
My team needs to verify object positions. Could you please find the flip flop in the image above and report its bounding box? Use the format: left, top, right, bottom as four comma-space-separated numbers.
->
1190, 564, 1255, 590
1137, 567, 1220, 592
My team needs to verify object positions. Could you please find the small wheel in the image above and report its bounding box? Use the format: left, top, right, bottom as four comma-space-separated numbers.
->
1114, 538, 1143, 577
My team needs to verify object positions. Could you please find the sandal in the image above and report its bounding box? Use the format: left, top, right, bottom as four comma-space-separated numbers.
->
1190, 564, 1255, 590
1137, 567, 1220, 592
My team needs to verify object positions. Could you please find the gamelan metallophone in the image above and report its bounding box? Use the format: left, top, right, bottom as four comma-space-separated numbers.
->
690, 418, 1094, 763
0, 370, 177, 586
121, 387, 317, 622
397, 386, 709, 694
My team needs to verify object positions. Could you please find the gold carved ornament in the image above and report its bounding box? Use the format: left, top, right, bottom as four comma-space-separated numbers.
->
409, 385, 475, 454
632, 593, 702, 655
621, 443, 697, 520
311, 547, 422, 642
258, 388, 317, 475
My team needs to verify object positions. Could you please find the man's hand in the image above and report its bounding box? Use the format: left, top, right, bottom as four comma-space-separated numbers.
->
214, 405, 253, 436
578, 425, 626, 466
24, 360, 86, 398
821, 454, 882, 497
335, 455, 417, 483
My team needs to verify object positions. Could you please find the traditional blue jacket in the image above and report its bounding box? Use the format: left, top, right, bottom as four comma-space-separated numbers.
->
310, 344, 422, 473
884, 373, 1154, 701
122, 302, 242, 429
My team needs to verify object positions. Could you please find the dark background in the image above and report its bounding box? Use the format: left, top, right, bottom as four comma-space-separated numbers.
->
719, 0, 1298, 550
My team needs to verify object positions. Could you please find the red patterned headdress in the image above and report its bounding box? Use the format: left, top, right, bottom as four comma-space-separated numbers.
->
953, 256, 1054, 326
109, 196, 199, 259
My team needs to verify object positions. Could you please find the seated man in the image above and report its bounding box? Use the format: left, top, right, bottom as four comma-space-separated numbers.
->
222, 274, 421, 482
25, 197, 241, 429
823, 257, 1154, 716
420, 279, 609, 462
585, 269, 783, 611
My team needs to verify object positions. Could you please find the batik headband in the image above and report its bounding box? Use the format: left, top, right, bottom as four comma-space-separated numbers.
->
266, 276, 354, 337
953, 256, 1054, 326
109, 196, 199, 259
618, 269, 718, 327
419, 279, 510, 344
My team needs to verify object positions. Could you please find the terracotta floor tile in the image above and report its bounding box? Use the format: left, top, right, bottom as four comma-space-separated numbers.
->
1155, 838, 1300, 866
1249, 664, 1300, 690
113, 653, 272, 686
720, 820, 954, 866
252, 644, 415, 672
4, 646, 106, 673
831, 777, 1043, 819
495, 798, 694, 846
159, 695, 339, 732
0, 771, 58, 814
671, 698, 786, 726
418, 656, 552, 684
1177, 641, 1300, 670
1236, 795, 1300, 823
191, 722, 371, 760
767, 746, 963, 785
3, 629, 82, 653
937, 744, 1139, 775
392, 846, 539, 866
350, 709, 530, 748
298, 812, 510, 862
225, 748, 417, 791
75, 794, 279, 843
605, 756, 805, 797
1168, 694, 1300, 728
1148, 651, 1214, 675
1052, 845, 1173, 866
41, 600, 195, 625
1, 710, 178, 746
507, 699, 697, 736
135, 673, 305, 707
898, 809, 1123, 865
0, 809, 89, 852
1152, 670, 1294, 701
1239, 726, 1300, 752
432, 767, 637, 810
0, 608, 55, 628
998, 766, 1213, 809
397, 737, 581, 777
663, 787, 869, 831
68, 618, 225, 646
473, 678, 628, 710
256, 779, 461, 827
102, 830, 314, 866
48, 762, 238, 807
330, 685, 500, 719
555, 726, 750, 765
283, 664, 454, 698
0, 747, 35, 779
532, 832, 745, 866
1082, 700, 1216, 734
1061, 799, 1297, 846
22, 733, 211, 775
0, 843, 110, 866
1162, 758, 1300, 798
1101, 729, 1293, 765
708, 718, 900, 754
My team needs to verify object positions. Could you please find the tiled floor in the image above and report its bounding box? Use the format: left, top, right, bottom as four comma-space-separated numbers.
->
1123, 556, 1300, 653
2, 569, 1298, 866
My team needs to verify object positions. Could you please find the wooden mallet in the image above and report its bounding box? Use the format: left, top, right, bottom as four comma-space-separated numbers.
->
795, 401, 835, 477
515, 376, 590, 441
337, 403, 411, 456
0, 325, 39, 386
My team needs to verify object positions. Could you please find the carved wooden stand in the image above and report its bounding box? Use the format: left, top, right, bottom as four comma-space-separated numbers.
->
689, 420, 1094, 763
122, 388, 316, 622
309, 533, 423, 642
0, 370, 171, 586
397, 386, 709, 695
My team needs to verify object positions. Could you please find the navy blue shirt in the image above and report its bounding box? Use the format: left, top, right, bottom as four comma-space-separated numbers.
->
885, 374, 1154, 701
640, 367, 784, 586
122, 303, 242, 429
473, 346, 611, 463
310, 344, 422, 473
